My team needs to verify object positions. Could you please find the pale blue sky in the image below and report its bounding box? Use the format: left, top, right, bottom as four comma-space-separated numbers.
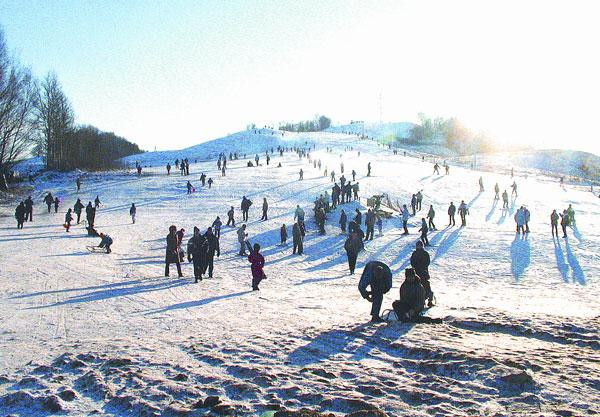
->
1, 0, 599, 154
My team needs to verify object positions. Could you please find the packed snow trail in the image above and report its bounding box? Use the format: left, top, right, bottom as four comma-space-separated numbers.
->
1, 131, 599, 416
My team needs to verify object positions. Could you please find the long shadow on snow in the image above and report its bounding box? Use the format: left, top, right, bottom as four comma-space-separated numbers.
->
10, 278, 158, 299
143, 290, 252, 315
288, 322, 413, 366
553, 239, 570, 283
25, 278, 189, 309
564, 237, 586, 285
510, 233, 530, 281
485, 199, 498, 222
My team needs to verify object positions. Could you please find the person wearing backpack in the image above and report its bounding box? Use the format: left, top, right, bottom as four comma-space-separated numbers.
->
358, 261, 392, 323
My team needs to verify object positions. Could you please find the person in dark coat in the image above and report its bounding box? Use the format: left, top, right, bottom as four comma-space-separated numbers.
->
187, 227, 208, 282
165, 225, 183, 277
167, 163, 171, 175
241, 196, 252, 221
203, 227, 220, 278
344, 230, 363, 274
74, 199, 84, 224
98, 233, 113, 253
280, 224, 288, 245
15, 202, 26, 229
200, 172, 206, 185
129, 203, 136, 224
292, 222, 303, 254
392, 268, 428, 322
365, 209, 375, 241
410, 241, 433, 307
53, 197, 60, 213
94, 195, 101, 208
248, 243, 265, 291
227, 206, 235, 226
76, 177, 81, 192
212, 216, 222, 238
24, 196, 33, 222
448, 202, 456, 226
86, 202, 95, 228
64, 209, 73, 232
187, 181, 193, 194
339, 209, 347, 233
208, 177, 213, 187
358, 261, 392, 323
354, 208, 362, 226
261, 198, 268, 221
43, 192, 53, 213
411, 194, 417, 216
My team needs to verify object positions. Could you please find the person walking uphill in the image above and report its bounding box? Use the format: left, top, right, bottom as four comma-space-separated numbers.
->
344, 229, 364, 275
204, 227, 220, 278
358, 261, 393, 323
292, 221, 303, 254
165, 225, 183, 277
44, 192, 53, 213
187, 227, 208, 282
248, 243, 266, 291
410, 241, 434, 307
24, 196, 33, 222
227, 206, 235, 227
74, 199, 84, 224
418, 218, 429, 246
427, 205, 436, 230
448, 202, 456, 226
15, 202, 25, 229
237, 224, 248, 255
64, 209, 73, 232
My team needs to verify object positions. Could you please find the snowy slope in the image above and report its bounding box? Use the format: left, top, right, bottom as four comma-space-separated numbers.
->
327, 122, 416, 140
0, 131, 599, 416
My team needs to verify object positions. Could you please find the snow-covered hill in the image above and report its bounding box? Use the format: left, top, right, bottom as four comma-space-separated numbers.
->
1, 131, 599, 416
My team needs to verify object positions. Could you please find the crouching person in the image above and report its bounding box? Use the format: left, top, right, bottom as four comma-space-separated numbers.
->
358, 261, 392, 323
392, 268, 442, 324
98, 233, 113, 254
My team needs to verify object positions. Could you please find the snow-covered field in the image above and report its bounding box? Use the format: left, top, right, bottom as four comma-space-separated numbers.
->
1, 131, 599, 416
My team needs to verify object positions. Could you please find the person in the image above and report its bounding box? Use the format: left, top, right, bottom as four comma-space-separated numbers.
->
511, 167, 514, 178
248, 243, 265, 291
365, 209, 375, 241
290, 221, 304, 254
524, 206, 531, 233
76, 177, 81, 192
353, 182, 360, 200
98, 233, 113, 254
502, 190, 509, 208
416, 191, 423, 211
494, 183, 500, 200
176, 228, 186, 261
566, 204, 575, 226
261, 198, 268, 221
559, 209, 568, 238
15, 202, 25, 229
344, 229, 364, 274
237, 224, 248, 256
64, 208, 73, 232
551, 209, 559, 238
376, 213, 383, 236
280, 224, 288, 245
299, 168, 303, 180
241, 196, 252, 222
201, 226, 218, 276
479, 176, 484, 192
212, 216, 222, 238
445, 164, 449, 175
227, 206, 235, 226
294, 205, 305, 230
392, 268, 441, 323
24, 196, 33, 222
167, 163, 171, 175
86, 202, 96, 228
53, 197, 60, 213
367, 162, 371, 177
352, 169, 356, 181
330, 170, 335, 182
129, 203, 136, 224
358, 262, 392, 323
187, 181, 193, 194
315, 206, 326, 235
165, 225, 183, 277
187, 227, 208, 282
208, 178, 213, 188
458, 200, 469, 227
418, 218, 429, 246
448, 202, 456, 226
339, 209, 347, 233
94, 195, 101, 209
401, 204, 410, 234
410, 194, 417, 216
410, 241, 434, 307
200, 173, 206, 186
511, 181, 518, 197
427, 205, 436, 230
44, 192, 53, 213
74, 199, 84, 224
433, 163, 440, 175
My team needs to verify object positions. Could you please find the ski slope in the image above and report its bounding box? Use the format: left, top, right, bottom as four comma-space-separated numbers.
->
0, 131, 599, 416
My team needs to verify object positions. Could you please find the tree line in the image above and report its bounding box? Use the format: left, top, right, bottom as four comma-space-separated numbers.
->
0, 28, 142, 190
279, 115, 331, 133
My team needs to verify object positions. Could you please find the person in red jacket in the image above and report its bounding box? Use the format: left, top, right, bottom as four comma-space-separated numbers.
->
248, 243, 265, 291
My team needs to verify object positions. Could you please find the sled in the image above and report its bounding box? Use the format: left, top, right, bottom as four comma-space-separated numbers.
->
86, 245, 107, 253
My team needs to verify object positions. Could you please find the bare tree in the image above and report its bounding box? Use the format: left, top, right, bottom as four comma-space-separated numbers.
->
0, 29, 37, 190
35, 72, 74, 170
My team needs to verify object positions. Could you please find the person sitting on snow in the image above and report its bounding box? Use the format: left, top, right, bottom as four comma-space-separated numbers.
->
98, 233, 113, 254
392, 268, 442, 324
